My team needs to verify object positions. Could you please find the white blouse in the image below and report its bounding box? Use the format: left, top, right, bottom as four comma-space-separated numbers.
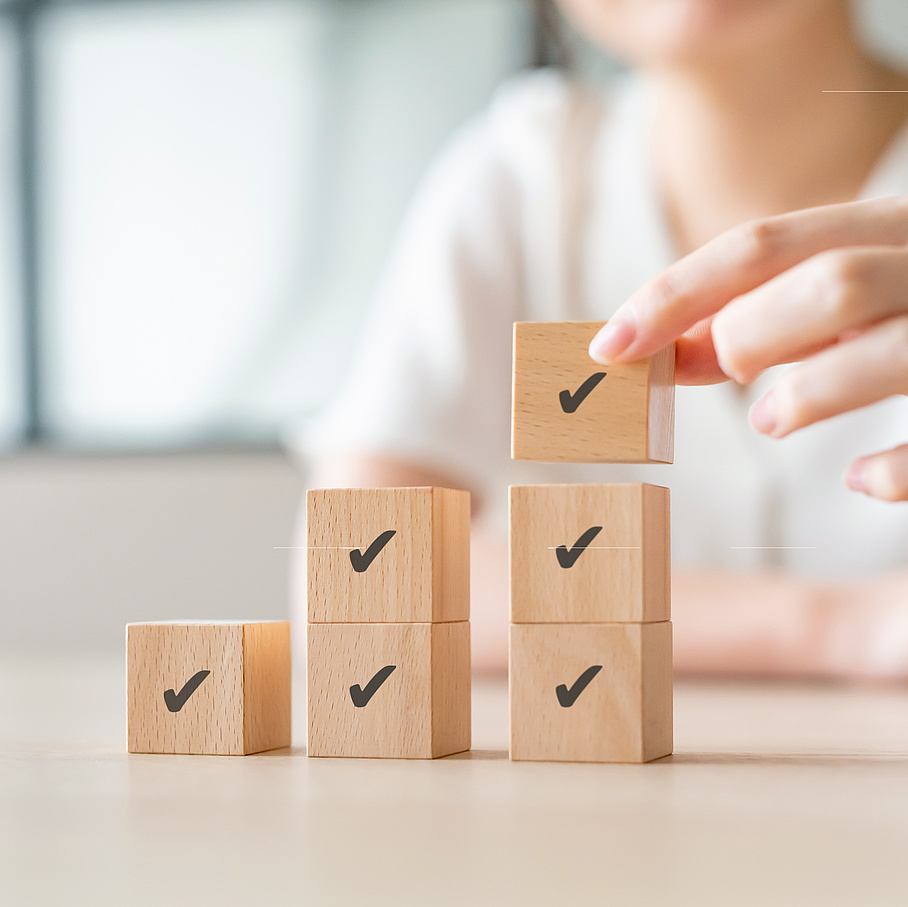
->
302, 70, 908, 579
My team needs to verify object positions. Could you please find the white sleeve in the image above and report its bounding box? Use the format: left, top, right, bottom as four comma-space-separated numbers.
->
300, 96, 526, 499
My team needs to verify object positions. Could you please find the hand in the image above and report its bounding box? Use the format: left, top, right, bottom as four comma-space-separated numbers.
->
589, 196, 908, 502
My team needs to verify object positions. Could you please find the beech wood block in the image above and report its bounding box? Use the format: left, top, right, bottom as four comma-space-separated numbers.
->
127, 621, 291, 755
510, 483, 670, 624
511, 321, 675, 463
307, 487, 470, 623
509, 622, 672, 763
307, 622, 470, 759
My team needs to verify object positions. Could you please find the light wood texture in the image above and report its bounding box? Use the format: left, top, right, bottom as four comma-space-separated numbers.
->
307, 621, 470, 758
242, 621, 293, 754
127, 621, 290, 755
8, 656, 908, 906
511, 321, 675, 463
307, 486, 470, 623
509, 622, 672, 763
510, 483, 670, 624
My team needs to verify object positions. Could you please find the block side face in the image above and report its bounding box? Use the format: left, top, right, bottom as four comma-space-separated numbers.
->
431, 488, 471, 623
127, 623, 243, 755
509, 623, 646, 763
641, 622, 673, 762
307, 623, 434, 758
512, 321, 654, 463
510, 484, 647, 623
307, 488, 433, 623
641, 484, 671, 622
646, 341, 676, 464
430, 622, 471, 758
242, 622, 292, 755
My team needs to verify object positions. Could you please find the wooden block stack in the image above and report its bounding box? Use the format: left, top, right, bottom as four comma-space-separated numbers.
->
509, 321, 675, 763
306, 487, 471, 758
127, 620, 291, 755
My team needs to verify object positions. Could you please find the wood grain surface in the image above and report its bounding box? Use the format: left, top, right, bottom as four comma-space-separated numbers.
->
510, 483, 670, 624
307, 487, 470, 623
127, 621, 291, 755
509, 622, 673, 763
511, 321, 675, 463
307, 621, 470, 759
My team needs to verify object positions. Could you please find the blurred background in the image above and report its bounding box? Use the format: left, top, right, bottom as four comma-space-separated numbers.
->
0, 0, 906, 656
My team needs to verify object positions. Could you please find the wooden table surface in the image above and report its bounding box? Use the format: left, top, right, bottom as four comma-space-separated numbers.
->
2, 655, 908, 906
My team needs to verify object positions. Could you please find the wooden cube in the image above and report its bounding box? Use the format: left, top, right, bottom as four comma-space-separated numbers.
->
509, 622, 672, 763
510, 483, 670, 624
127, 621, 291, 755
307, 486, 470, 623
307, 622, 470, 759
511, 321, 675, 463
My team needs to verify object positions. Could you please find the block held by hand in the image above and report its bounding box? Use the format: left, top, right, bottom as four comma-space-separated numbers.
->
511, 321, 675, 463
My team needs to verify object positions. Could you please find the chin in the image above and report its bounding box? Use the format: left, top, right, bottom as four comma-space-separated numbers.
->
556, 0, 839, 66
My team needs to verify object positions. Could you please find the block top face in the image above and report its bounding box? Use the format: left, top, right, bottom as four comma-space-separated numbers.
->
127, 620, 286, 627
511, 321, 675, 464
510, 483, 670, 624
307, 486, 470, 623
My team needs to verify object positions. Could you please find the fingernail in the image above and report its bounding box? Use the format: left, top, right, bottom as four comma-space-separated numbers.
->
589, 315, 636, 363
749, 393, 778, 435
845, 460, 869, 494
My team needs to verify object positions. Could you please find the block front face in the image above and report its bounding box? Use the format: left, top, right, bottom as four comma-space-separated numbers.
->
511, 321, 675, 463
307, 487, 469, 623
128, 623, 243, 755
509, 622, 672, 763
307, 622, 470, 759
510, 484, 670, 624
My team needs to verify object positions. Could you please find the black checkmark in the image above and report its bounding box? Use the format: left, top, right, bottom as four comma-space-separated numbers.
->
349, 665, 397, 708
555, 665, 602, 708
163, 670, 210, 713
349, 529, 396, 573
559, 372, 606, 414
555, 526, 603, 569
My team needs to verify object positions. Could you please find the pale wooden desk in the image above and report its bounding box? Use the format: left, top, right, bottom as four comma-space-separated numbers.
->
2, 655, 908, 906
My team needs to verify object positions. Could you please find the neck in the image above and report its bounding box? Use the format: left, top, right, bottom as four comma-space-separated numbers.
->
649, 5, 908, 255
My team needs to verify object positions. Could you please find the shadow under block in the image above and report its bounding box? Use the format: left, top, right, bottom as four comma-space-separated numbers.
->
307, 622, 470, 759
509, 622, 672, 763
510, 483, 670, 624
127, 621, 291, 755
307, 486, 470, 623
511, 321, 675, 463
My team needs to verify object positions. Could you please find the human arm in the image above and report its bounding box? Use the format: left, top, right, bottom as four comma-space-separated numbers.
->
672, 569, 908, 682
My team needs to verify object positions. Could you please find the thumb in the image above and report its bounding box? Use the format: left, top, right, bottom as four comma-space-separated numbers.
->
674, 317, 729, 385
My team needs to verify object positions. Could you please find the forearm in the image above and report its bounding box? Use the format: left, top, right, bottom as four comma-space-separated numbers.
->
672, 569, 830, 678
674, 568, 908, 681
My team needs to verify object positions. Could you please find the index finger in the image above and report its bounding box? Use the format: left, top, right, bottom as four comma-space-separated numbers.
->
589, 196, 908, 365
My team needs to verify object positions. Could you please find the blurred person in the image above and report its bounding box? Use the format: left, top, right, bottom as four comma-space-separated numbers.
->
297, 0, 908, 680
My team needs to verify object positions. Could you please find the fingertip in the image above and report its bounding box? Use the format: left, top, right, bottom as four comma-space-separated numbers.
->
749, 393, 786, 437
589, 314, 636, 364
850, 447, 908, 502
844, 458, 869, 495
